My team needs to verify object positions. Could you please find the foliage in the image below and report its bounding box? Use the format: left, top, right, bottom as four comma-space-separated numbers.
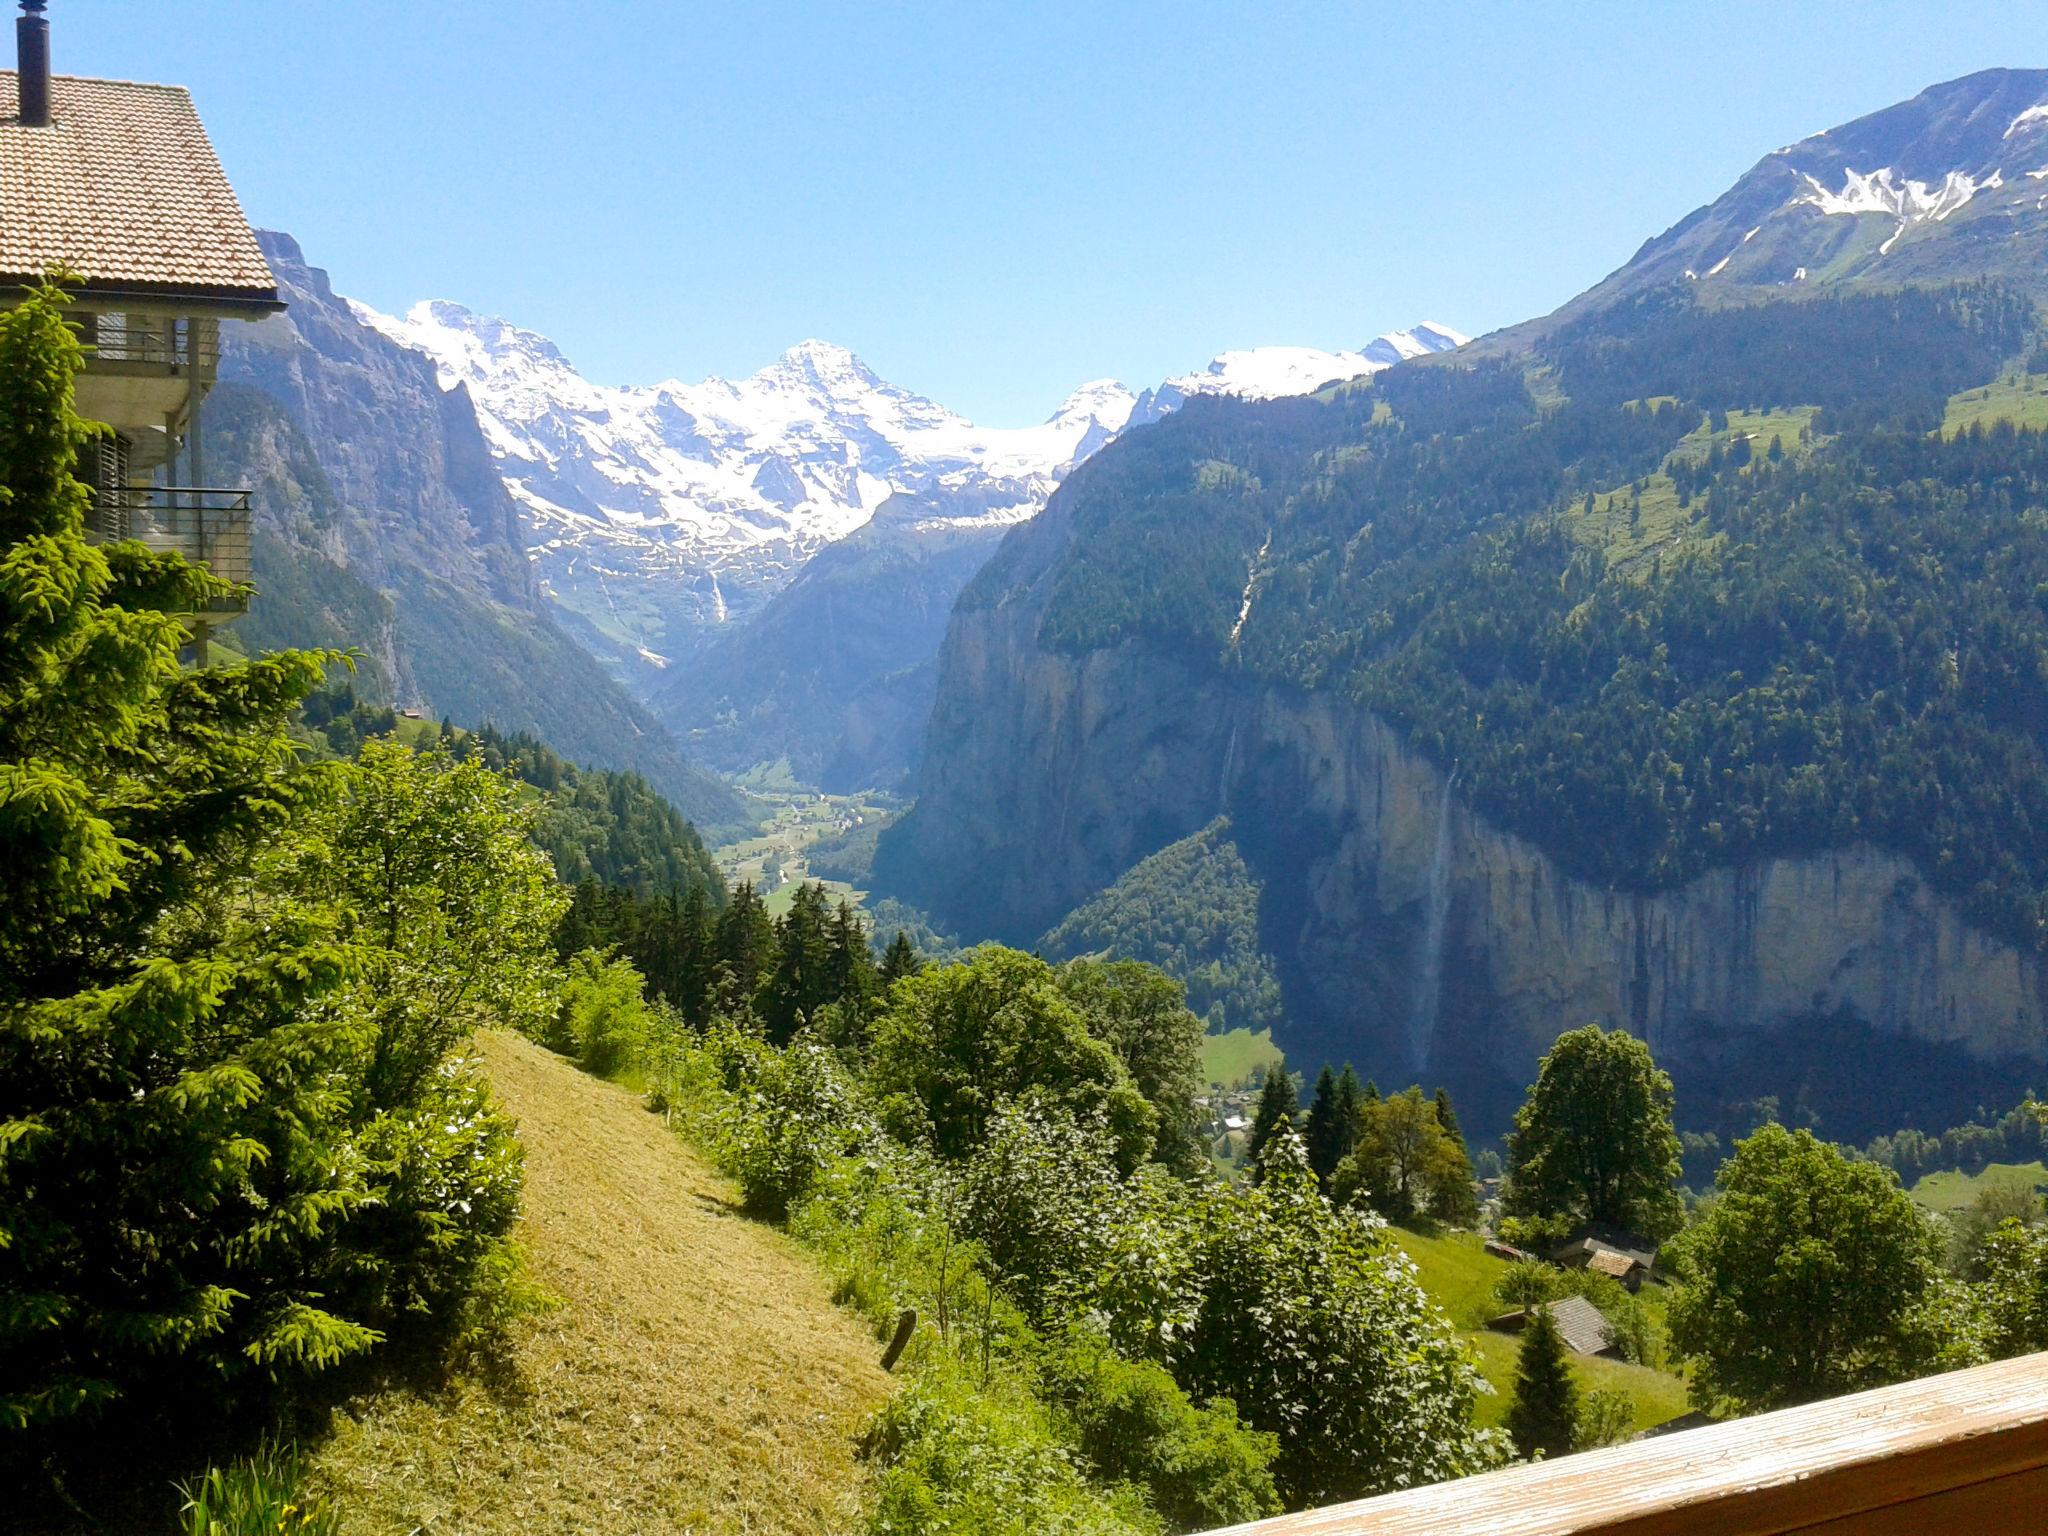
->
274, 739, 568, 1106
1574, 1388, 1637, 1451
870, 948, 1157, 1173
714, 1024, 871, 1219
546, 950, 661, 1078
1041, 1331, 1283, 1530
1504, 1025, 1684, 1242
1982, 1217, 2048, 1358
1666, 1125, 1947, 1412
1332, 1086, 1478, 1226
1054, 959, 1208, 1174
0, 282, 358, 1430
1243, 1069, 1296, 1180
864, 1367, 1160, 1536
1503, 1305, 1579, 1461
1039, 818, 1285, 1038
179, 1441, 341, 1536
1169, 1130, 1507, 1505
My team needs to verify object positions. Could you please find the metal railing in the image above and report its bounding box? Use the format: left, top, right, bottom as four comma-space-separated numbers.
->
71, 314, 221, 370
85, 486, 253, 590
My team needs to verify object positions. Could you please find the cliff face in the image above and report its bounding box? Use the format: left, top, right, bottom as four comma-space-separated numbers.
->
212, 232, 748, 834
882, 591, 2048, 1122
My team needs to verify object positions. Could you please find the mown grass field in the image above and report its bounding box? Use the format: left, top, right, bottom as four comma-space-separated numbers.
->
304, 1031, 892, 1535
1910, 1160, 2048, 1214
1390, 1229, 1690, 1434
1200, 1025, 1285, 1089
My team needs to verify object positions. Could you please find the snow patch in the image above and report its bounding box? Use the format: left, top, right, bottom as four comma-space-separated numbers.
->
1794, 166, 1980, 224
2005, 103, 2048, 139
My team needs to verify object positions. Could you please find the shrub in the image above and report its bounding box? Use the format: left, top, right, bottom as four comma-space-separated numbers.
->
549, 950, 658, 1077
1041, 1333, 1281, 1530
1575, 1388, 1636, 1450
719, 1028, 870, 1218
863, 1369, 1159, 1536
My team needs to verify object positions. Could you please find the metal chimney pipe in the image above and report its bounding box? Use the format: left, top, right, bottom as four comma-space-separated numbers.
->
16, 0, 49, 128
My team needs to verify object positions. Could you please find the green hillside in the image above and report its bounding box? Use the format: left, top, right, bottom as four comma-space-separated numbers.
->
965, 285, 2048, 953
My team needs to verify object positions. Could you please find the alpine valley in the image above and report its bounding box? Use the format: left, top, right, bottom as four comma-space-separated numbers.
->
872, 66, 2048, 1133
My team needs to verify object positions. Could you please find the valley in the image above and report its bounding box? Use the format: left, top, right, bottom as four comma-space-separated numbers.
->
12, 14, 2048, 1536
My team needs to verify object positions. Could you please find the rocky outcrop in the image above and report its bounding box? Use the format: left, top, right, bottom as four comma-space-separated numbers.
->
880, 597, 2048, 1121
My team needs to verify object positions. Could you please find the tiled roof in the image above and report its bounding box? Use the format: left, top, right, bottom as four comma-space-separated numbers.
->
1545, 1296, 1617, 1357
0, 71, 278, 306
1588, 1248, 1644, 1280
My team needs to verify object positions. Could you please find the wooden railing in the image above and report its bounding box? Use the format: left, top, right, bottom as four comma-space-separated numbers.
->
1198, 1351, 2048, 1536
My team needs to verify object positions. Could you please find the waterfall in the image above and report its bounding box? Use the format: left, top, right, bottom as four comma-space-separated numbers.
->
1408, 766, 1458, 1075
1217, 723, 1238, 817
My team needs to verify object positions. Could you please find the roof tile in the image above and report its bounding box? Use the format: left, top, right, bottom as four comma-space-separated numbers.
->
0, 71, 277, 303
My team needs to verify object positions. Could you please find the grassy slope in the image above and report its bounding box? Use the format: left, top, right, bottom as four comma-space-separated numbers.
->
308, 1031, 892, 1535
1943, 371, 2048, 435
1390, 1230, 1689, 1434
1201, 1026, 1284, 1090
1910, 1160, 2048, 1214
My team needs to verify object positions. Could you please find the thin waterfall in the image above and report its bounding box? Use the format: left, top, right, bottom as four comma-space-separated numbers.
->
1217, 723, 1239, 817
1408, 765, 1458, 1074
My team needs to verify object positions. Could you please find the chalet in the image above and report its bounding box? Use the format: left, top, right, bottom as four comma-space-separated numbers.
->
1551, 1231, 1656, 1291
1486, 1295, 1619, 1359
1, 0, 281, 658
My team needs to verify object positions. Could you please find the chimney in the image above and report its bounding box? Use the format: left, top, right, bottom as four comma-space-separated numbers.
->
16, 0, 49, 128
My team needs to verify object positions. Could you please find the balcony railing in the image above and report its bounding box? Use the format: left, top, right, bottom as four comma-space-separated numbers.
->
1197, 1350, 2048, 1536
72, 314, 221, 371
86, 486, 253, 594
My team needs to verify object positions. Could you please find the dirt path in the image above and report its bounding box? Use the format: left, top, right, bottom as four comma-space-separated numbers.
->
310, 1030, 892, 1534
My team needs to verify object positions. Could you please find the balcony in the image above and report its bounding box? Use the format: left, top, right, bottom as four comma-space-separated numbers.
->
86, 486, 253, 604
1197, 1350, 2048, 1536
74, 313, 221, 372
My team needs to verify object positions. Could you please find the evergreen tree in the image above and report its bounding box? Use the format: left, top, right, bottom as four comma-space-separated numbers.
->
1505, 1305, 1580, 1461
1303, 1066, 1348, 1187
715, 881, 775, 1015
1433, 1086, 1465, 1152
1362, 1079, 1381, 1106
1245, 1069, 1297, 1180
761, 882, 832, 1044
879, 928, 922, 988
1335, 1066, 1365, 1145
0, 283, 355, 1426
825, 898, 878, 1022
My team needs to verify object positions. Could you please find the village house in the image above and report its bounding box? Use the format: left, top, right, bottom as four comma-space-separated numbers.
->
1, 0, 281, 659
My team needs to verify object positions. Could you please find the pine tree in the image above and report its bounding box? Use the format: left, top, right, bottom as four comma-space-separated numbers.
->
879, 929, 921, 988
1245, 1069, 1297, 1181
1335, 1065, 1365, 1145
715, 881, 775, 1015
761, 882, 831, 1043
1505, 1305, 1580, 1461
1433, 1086, 1464, 1150
1304, 1066, 1348, 1187
825, 898, 878, 1022
0, 282, 358, 1427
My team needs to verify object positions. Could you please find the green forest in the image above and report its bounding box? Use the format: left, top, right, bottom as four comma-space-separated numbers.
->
970, 285, 2048, 951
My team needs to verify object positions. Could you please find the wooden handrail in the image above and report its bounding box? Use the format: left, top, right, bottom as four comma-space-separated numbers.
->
1199, 1351, 2048, 1536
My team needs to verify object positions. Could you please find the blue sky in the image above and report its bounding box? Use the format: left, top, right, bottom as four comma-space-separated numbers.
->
58, 1, 2046, 423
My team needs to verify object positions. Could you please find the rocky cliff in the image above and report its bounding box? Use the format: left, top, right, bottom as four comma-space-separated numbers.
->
213, 232, 746, 833
882, 562, 2048, 1129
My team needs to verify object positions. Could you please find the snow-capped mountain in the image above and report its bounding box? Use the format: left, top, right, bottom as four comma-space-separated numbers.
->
354, 299, 1465, 675
1554, 67, 2048, 315
1128, 323, 1468, 426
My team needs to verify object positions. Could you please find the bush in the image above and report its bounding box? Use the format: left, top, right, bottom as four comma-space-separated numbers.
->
863, 1369, 1159, 1536
548, 950, 659, 1077
178, 1442, 340, 1536
1041, 1333, 1281, 1530
717, 1026, 870, 1218
1575, 1388, 1636, 1450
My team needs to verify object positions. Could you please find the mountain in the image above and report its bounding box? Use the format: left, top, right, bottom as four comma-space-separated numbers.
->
353, 301, 1138, 674
874, 69, 2048, 1136
1128, 323, 1467, 426
1520, 67, 2048, 339
354, 296, 1466, 782
215, 232, 749, 834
